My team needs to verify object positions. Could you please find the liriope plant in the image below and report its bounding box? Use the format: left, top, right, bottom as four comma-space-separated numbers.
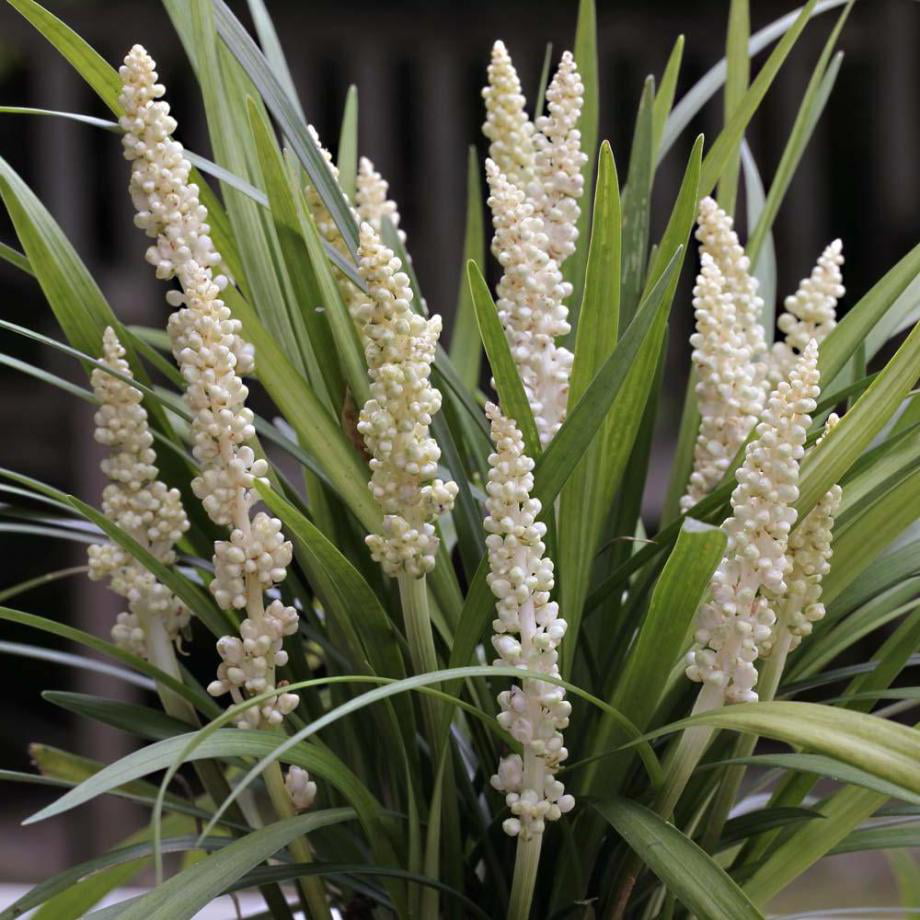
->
1, 0, 919, 918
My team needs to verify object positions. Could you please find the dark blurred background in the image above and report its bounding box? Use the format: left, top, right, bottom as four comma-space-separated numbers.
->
0, 0, 917, 907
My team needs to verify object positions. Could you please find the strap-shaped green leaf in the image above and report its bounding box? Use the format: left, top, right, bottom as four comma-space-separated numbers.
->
212, 0, 359, 257
593, 797, 763, 919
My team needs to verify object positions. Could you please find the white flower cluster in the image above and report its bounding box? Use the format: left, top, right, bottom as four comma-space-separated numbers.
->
482, 43, 586, 446
119, 45, 226, 294
356, 156, 406, 243
486, 160, 573, 445
483, 403, 573, 839
686, 340, 820, 703
529, 52, 587, 266
285, 765, 318, 811
354, 222, 458, 577
482, 40, 535, 191
120, 46, 299, 729
87, 327, 190, 657
681, 254, 767, 511
770, 240, 844, 385
776, 413, 842, 652
682, 197, 770, 510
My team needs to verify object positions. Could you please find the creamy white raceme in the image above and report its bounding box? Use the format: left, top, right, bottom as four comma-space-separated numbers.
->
120, 45, 298, 729
681, 253, 767, 512
482, 44, 586, 446
354, 222, 457, 577
482, 40, 535, 191
770, 240, 844, 385
88, 326, 190, 658
486, 160, 573, 445
529, 51, 587, 267
484, 403, 573, 839
686, 340, 820, 703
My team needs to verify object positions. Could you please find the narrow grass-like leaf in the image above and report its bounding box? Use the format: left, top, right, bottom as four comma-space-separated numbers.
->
568, 0, 599, 312
212, 0, 358, 257
699, 0, 819, 196
0, 641, 154, 691
583, 520, 726, 795
449, 148, 486, 391
798, 319, 920, 518
717, 0, 750, 214
660, 0, 848, 162
535, 246, 682, 510
221, 284, 378, 530
619, 77, 655, 327
647, 702, 920, 797
651, 35, 684, 155
741, 141, 777, 332
467, 261, 541, 457
6, 0, 121, 111
746, 1, 853, 267
246, 97, 341, 410
0, 607, 214, 716
336, 85, 359, 201
256, 483, 404, 680
43, 692, 192, 742
111, 811, 355, 920
244, 0, 304, 120
533, 42, 553, 120
558, 141, 621, 650
593, 797, 763, 919
708, 752, 920, 806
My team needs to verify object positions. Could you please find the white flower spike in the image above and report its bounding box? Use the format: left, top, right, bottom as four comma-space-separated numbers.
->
775, 413, 843, 652
120, 46, 299, 729
695, 197, 769, 376
87, 327, 190, 658
485, 159, 573, 445
770, 240, 844, 385
529, 51, 587, 267
482, 40, 535, 191
354, 222, 458, 577
484, 403, 574, 839
119, 45, 226, 293
356, 156, 406, 243
681, 253, 767, 511
686, 339, 820, 703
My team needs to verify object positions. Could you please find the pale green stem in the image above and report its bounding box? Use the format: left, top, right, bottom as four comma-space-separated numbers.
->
264, 757, 332, 920
398, 573, 441, 737
398, 572, 442, 918
700, 626, 793, 855
140, 611, 197, 724
607, 681, 723, 920
508, 832, 543, 920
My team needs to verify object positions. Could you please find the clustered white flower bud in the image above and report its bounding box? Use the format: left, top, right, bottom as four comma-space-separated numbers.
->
482, 44, 586, 446
769, 240, 844, 385
354, 223, 457, 577
681, 253, 767, 511
486, 160, 574, 446
773, 413, 842, 652
483, 403, 574, 839
285, 765, 318, 811
119, 45, 227, 294
686, 340, 820, 703
528, 51, 587, 266
683, 197, 770, 510
120, 46, 299, 729
87, 327, 190, 657
356, 156, 406, 243
482, 40, 535, 191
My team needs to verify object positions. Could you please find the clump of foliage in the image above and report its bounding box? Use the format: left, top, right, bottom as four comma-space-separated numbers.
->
1, 0, 919, 918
